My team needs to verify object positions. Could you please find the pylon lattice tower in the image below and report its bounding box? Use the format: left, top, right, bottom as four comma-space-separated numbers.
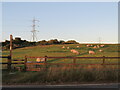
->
31, 18, 39, 42
99, 37, 102, 44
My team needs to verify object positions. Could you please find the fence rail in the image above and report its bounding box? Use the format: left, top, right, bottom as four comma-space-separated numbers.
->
25, 56, 120, 71
27, 56, 120, 59
12, 59, 25, 61
26, 63, 119, 66
0, 56, 10, 58
1, 55, 120, 71
0, 56, 25, 71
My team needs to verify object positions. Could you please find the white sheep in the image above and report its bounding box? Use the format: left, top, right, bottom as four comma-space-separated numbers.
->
62, 46, 65, 49
99, 49, 103, 52
97, 45, 100, 48
93, 46, 97, 49
86, 44, 90, 47
67, 47, 70, 49
100, 45, 104, 47
36, 58, 45, 63
77, 46, 79, 48
90, 45, 93, 46
89, 50, 95, 54
70, 49, 80, 55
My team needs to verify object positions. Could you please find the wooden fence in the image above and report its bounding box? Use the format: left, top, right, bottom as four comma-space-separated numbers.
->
0, 56, 12, 71
25, 56, 120, 71
0, 56, 25, 71
1, 56, 120, 71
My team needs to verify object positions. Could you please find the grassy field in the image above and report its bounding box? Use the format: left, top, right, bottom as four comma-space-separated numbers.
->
2, 44, 119, 60
2, 44, 120, 85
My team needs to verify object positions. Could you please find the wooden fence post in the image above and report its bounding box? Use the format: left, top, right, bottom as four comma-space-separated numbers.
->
8, 35, 13, 71
73, 57, 76, 64
45, 56, 47, 63
103, 56, 105, 65
44, 56, 47, 70
73, 57, 76, 69
7, 56, 11, 71
10, 35, 13, 59
24, 56, 27, 71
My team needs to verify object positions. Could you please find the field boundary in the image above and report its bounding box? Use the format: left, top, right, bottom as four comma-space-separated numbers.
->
25, 56, 120, 71
1, 55, 120, 71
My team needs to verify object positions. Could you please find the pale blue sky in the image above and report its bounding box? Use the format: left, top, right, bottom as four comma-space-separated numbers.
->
2, 2, 118, 43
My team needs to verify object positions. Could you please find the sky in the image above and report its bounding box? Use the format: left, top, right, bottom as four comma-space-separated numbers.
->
2, 2, 118, 43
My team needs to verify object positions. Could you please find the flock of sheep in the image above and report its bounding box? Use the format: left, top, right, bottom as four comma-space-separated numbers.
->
35, 44, 105, 63
62, 44, 105, 55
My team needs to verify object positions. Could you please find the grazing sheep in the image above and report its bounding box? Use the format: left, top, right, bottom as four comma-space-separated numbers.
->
89, 50, 95, 54
99, 49, 103, 52
70, 49, 80, 55
77, 46, 79, 48
70, 49, 73, 52
62, 46, 65, 49
36, 58, 45, 63
86, 44, 90, 47
100, 45, 104, 47
97, 45, 100, 48
67, 47, 70, 49
93, 46, 97, 49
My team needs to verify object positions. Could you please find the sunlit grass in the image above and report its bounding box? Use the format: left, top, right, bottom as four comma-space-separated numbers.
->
2, 44, 120, 84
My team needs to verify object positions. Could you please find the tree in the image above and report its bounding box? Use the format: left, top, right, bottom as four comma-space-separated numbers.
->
59, 40, 65, 44
38, 40, 48, 45
65, 40, 79, 44
47, 39, 59, 45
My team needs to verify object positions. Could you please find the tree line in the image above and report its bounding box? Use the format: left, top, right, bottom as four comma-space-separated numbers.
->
2, 37, 79, 50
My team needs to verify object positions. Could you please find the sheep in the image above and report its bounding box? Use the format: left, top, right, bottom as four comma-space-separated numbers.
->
86, 44, 90, 47
62, 46, 65, 49
67, 47, 70, 49
99, 49, 103, 52
70, 49, 73, 52
93, 46, 97, 49
77, 46, 79, 48
90, 45, 93, 46
100, 45, 104, 47
70, 49, 80, 55
89, 50, 95, 54
97, 45, 100, 48
36, 58, 45, 63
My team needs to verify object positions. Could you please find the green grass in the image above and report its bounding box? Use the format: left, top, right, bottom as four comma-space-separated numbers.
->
2, 44, 120, 84
2, 44, 119, 69
1, 44, 119, 69
2, 44, 119, 60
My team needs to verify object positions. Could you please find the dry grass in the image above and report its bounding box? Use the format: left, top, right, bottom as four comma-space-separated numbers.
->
2, 66, 119, 85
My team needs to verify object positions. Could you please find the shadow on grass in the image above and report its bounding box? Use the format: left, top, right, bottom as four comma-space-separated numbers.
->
47, 52, 88, 63
47, 55, 78, 63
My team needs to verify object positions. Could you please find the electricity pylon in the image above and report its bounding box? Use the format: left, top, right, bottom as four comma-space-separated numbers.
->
31, 17, 39, 42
